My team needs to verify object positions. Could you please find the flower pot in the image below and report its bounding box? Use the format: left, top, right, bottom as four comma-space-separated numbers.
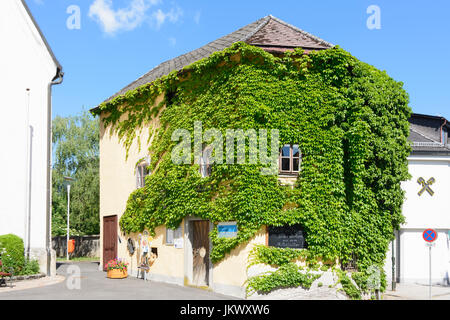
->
107, 268, 128, 279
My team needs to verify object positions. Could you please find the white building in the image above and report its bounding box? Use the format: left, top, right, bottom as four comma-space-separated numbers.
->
385, 113, 450, 286
0, 0, 63, 275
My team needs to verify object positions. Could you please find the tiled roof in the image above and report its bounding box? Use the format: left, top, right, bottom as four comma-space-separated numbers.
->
246, 16, 331, 49
100, 15, 333, 105
408, 114, 450, 155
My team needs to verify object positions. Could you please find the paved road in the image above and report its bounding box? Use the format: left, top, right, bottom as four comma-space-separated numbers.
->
0, 262, 239, 300
384, 282, 450, 300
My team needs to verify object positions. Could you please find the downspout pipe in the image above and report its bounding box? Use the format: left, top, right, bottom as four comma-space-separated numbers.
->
46, 68, 64, 276
440, 119, 447, 144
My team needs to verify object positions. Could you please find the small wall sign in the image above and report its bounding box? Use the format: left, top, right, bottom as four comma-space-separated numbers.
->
217, 222, 238, 238
174, 238, 184, 249
417, 177, 435, 196
268, 224, 307, 249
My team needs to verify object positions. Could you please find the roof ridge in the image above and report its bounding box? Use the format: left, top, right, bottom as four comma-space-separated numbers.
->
267, 15, 334, 48
239, 15, 271, 43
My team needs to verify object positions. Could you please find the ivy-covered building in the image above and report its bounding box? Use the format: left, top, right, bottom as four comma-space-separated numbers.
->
92, 15, 411, 299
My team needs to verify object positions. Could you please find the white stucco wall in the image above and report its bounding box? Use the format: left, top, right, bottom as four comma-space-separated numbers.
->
0, 0, 59, 273
385, 155, 450, 285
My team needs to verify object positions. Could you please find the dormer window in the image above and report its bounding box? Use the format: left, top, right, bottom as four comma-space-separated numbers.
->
136, 156, 150, 188
279, 144, 301, 175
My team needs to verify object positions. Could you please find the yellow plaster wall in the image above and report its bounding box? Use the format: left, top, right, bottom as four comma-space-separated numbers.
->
212, 226, 266, 287
99, 95, 163, 268
116, 224, 185, 280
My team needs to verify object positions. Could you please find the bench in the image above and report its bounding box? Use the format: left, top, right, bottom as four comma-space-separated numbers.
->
0, 260, 13, 287
137, 252, 157, 281
137, 265, 150, 281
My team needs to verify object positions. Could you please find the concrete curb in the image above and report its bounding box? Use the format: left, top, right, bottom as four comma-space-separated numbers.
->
11, 273, 46, 281
0, 275, 65, 293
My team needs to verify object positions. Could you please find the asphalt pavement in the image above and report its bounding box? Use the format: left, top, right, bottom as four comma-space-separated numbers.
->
0, 261, 239, 300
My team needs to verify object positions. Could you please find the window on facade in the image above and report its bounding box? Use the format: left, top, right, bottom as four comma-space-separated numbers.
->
166, 225, 182, 245
199, 146, 212, 178
136, 157, 150, 189
279, 144, 301, 175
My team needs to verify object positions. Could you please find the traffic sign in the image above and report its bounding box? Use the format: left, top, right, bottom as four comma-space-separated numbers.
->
423, 229, 438, 243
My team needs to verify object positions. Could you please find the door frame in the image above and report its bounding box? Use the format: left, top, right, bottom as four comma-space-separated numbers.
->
184, 216, 213, 288
103, 215, 118, 271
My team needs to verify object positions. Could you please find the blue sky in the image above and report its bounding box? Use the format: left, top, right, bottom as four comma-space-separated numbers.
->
27, 0, 450, 119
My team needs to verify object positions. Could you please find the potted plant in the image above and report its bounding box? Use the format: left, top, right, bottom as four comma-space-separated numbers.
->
105, 258, 128, 279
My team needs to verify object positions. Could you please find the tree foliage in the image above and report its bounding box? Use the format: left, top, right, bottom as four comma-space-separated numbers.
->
52, 111, 100, 236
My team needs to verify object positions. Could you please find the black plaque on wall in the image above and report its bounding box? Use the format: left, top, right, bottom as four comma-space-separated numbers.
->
268, 224, 307, 249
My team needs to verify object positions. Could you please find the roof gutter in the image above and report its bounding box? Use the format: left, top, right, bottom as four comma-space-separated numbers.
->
46, 68, 64, 276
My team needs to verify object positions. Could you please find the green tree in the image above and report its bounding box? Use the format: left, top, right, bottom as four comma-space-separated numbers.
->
52, 111, 99, 236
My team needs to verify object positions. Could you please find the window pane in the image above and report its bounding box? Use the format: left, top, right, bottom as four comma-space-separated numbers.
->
200, 164, 211, 178
174, 226, 182, 239
281, 145, 290, 157
200, 147, 212, 177
200, 164, 206, 177
281, 158, 290, 171
166, 229, 174, 245
293, 158, 300, 172
293, 145, 300, 158
137, 166, 142, 188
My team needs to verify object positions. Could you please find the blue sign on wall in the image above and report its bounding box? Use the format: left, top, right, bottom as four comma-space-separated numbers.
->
217, 222, 238, 238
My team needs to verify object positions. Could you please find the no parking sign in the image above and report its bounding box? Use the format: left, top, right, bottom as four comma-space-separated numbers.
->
422, 229, 438, 243
422, 228, 437, 300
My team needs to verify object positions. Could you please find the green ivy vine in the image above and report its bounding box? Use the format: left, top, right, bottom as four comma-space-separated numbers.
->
92, 42, 411, 275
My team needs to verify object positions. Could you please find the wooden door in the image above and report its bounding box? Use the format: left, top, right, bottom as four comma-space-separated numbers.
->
103, 215, 117, 271
192, 220, 209, 287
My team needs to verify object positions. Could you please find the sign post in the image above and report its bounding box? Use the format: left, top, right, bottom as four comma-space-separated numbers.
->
422, 228, 438, 300
63, 176, 75, 261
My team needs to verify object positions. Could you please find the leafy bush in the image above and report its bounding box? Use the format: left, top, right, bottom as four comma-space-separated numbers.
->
338, 270, 361, 300
246, 262, 320, 296
248, 245, 308, 267
21, 259, 40, 275
0, 234, 25, 274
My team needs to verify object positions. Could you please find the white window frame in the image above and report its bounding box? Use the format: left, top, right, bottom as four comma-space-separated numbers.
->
279, 144, 301, 175
166, 225, 182, 246
136, 156, 150, 189
199, 146, 213, 178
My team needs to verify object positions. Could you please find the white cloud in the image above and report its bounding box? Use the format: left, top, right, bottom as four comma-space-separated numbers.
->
194, 10, 201, 25
89, 0, 163, 35
152, 7, 183, 29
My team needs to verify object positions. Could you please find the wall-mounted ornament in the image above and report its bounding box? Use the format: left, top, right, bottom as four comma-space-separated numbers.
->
417, 177, 435, 196
141, 231, 150, 253
127, 238, 135, 255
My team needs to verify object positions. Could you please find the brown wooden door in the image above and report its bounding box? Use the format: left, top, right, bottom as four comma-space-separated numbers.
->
192, 220, 210, 287
103, 215, 118, 271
